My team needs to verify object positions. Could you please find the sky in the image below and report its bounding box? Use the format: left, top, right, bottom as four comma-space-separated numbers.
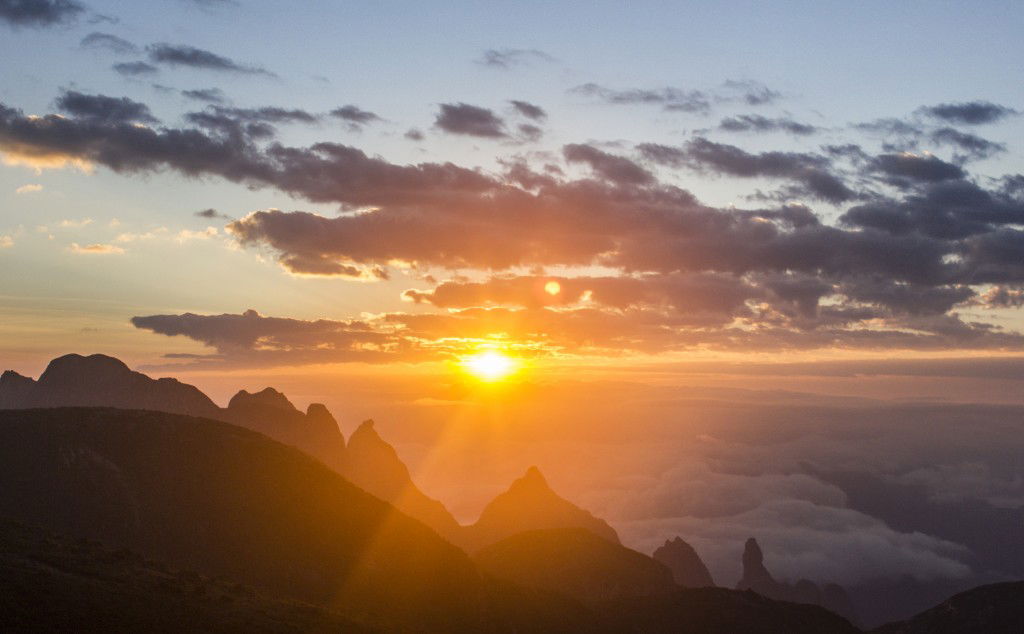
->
4, 0, 1024, 604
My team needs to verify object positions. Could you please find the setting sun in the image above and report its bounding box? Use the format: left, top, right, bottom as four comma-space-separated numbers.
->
462, 350, 518, 381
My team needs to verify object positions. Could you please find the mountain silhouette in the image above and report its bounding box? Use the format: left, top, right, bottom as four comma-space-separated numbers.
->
475, 527, 675, 605
737, 537, 858, 625
653, 536, 716, 587
221, 387, 346, 472
342, 419, 463, 543
465, 466, 620, 551
0, 407, 489, 630
0, 517, 375, 633
0, 354, 219, 417
872, 581, 1024, 634
0, 354, 464, 542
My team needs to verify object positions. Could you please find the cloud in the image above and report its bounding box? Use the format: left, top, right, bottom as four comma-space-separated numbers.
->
476, 48, 554, 69
719, 114, 818, 136
563, 143, 654, 185
918, 101, 1018, 125
15, 183, 42, 194
147, 43, 274, 76
572, 83, 711, 114
112, 61, 158, 77
722, 79, 782, 106
929, 128, 1005, 161
0, 235, 12, 248
404, 128, 424, 141
638, 138, 856, 203
80, 32, 137, 54
68, 242, 124, 254
180, 88, 225, 103
434, 102, 506, 137
329, 105, 382, 129
509, 100, 547, 121
868, 152, 965, 188
55, 90, 157, 124
0, 0, 83, 27
4, 92, 1024, 358
194, 207, 229, 219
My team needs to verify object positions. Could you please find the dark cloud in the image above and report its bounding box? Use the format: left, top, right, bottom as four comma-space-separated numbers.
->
194, 208, 230, 220
572, 83, 711, 114
840, 179, 1024, 241
404, 128, 424, 141
563, 143, 654, 185
868, 152, 965, 188
434, 102, 506, 137
54, 90, 157, 124
329, 105, 381, 129
147, 43, 274, 76
202, 105, 318, 125
0, 0, 83, 27
476, 48, 554, 69
639, 138, 856, 203
929, 128, 1005, 161
719, 114, 818, 136
919, 101, 1018, 125
112, 61, 158, 77
80, 31, 137, 54
509, 100, 546, 121
180, 88, 225, 103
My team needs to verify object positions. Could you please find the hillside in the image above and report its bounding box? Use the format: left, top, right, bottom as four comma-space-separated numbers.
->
0, 517, 376, 633
0, 407, 487, 631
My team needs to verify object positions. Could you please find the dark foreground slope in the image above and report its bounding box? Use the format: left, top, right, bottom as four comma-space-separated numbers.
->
596, 588, 861, 634
874, 581, 1024, 634
0, 408, 488, 631
0, 518, 374, 633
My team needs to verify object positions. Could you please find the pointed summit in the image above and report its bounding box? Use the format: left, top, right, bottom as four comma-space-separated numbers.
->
342, 419, 462, 543
466, 466, 620, 552
653, 536, 716, 587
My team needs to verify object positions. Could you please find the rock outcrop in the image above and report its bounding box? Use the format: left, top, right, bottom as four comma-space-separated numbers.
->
653, 536, 716, 587
736, 537, 858, 625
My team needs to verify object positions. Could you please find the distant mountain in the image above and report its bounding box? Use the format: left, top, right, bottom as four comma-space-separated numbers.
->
0, 407, 488, 631
475, 527, 675, 605
873, 581, 1024, 634
0, 354, 465, 542
737, 537, 858, 625
653, 536, 716, 587
0, 517, 376, 633
221, 387, 346, 472
465, 466, 620, 552
0, 354, 219, 417
342, 419, 464, 544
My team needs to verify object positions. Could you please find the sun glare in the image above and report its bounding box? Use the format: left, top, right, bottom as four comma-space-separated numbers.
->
462, 350, 518, 382
544, 280, 561, 295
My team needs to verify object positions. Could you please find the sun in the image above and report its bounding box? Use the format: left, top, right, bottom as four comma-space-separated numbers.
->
461, 350, 519, 382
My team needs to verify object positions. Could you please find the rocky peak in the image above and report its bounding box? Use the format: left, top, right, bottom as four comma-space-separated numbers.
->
652, 536, 716, 587
741, 537, 774, 585
228, 387, 297, 413
38, 354, 131, 385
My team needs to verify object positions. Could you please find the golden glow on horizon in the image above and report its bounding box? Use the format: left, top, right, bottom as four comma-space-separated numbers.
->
544, 280, 561, 295
461, 350, 519, 382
